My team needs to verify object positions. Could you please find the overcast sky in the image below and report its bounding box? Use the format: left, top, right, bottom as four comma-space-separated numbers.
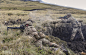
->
42, 0, 86, 10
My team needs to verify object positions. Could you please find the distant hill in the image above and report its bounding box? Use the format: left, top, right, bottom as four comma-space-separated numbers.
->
0, 0, 86, 14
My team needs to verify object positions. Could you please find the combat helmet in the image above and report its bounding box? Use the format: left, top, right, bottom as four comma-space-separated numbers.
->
24, 21, 32, 26
67, 13, 71, 17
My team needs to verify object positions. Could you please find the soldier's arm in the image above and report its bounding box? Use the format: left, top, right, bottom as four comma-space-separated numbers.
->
60, 16, 68, 23
75, 19, 82, 27
66, 17, 72, 23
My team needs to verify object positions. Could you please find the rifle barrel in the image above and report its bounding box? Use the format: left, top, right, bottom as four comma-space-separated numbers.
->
7, 27, 21, 29
7, 27, 24, 31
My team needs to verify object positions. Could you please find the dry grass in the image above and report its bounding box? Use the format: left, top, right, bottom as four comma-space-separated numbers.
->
0, 0, 85, 55
0, 24, 70, 55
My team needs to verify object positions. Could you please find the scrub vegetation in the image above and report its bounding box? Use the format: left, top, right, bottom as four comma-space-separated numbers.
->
0, 0, 86, 55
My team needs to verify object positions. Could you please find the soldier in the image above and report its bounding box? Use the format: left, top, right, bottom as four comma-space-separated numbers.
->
23, 21, 59, 49
23, 21, 58, 48
23, 21, 40, 39
61, 13, 85, 41
23, 20, 68, 54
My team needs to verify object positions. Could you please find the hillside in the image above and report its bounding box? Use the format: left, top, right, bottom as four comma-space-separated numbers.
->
0, 0, 86, 14
0, 0, 86, 23
0, 0, 86, 55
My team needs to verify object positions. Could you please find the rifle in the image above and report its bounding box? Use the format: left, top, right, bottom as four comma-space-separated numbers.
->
59, 16, 68, 19
7, 25, 25, 32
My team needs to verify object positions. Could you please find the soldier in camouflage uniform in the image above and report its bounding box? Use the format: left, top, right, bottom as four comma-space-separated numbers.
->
23, 21, 40, 39
61, 13, 85, 41
23, 20, 60, 51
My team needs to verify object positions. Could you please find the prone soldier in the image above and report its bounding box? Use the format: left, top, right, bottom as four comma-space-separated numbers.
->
23, 20, 59, 49
23, 21, 40, 39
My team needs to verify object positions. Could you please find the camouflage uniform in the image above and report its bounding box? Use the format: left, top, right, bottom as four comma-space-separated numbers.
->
36, 32, 59, 50
63, 13, 85, 41
23, 21, 59, 50
36, 32, 68, 54
23, 21, 40, 38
